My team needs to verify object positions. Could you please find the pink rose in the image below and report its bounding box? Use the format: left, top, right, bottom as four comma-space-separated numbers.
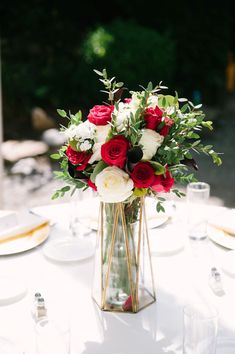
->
88, 105, 113, 125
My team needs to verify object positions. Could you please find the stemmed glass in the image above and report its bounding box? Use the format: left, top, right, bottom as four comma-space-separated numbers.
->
43, 189, 96, 262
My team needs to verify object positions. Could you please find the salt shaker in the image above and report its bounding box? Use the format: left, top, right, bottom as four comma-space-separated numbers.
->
36, 297, 47, 320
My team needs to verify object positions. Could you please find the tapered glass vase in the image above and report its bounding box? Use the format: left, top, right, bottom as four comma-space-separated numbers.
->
92, 197, 156, 313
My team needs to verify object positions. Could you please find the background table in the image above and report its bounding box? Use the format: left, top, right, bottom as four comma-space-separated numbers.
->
0, 201, 235, 353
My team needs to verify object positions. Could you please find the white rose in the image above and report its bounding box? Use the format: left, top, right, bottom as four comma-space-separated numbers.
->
139, 129, 164, 160
114, 102, 137, 132
130, 92, 141, 109
95, 124, 110, 143
80, 140, 92, 151
88, 142, 102, 164
74, 120, 96, 140
166, 106, 175, 115
63, 124, 77, 140
148, 95, 158, 108
95, 166, 134, 203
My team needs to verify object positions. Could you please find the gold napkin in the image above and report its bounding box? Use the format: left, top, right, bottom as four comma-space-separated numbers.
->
210, 209, 235, 236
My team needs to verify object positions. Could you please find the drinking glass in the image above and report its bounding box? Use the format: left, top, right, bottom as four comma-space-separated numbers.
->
35, 317, 70, 354
43, 189, 96, 262
183, 303, 218, 354
187, 182, 210, 240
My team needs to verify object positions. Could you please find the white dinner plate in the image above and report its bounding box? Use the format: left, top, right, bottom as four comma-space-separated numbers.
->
208, 226, 235, 250
0, 277, 27, 306
149, 224, 185, 256
0, 212, 50, 255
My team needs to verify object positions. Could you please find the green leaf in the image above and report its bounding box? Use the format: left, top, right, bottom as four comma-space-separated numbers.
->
133, 188, 147, 197
57, 109, 67, 118
158, 94, 177, 108
147, 82, 153, 91
202, 121, 213, 131
51, 192, 59, 200
50, 153, 61, 160
90, 160, 108, 183
102, 68, 107, 79
156, 202, 165, 213
172, 189, 186, 198
158, 197, 166, 202
116, 82, 124, 88
61, 186, 70, 192
150, 161, 165, 175
181, 103, 189, 113
93, 69, 103, 76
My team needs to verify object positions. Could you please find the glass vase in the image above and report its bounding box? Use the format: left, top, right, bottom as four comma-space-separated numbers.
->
92, 197, 156, 313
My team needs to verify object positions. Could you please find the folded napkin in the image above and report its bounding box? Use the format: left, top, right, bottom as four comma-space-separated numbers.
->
209, 209, 235, 236
0, 211, 49, 244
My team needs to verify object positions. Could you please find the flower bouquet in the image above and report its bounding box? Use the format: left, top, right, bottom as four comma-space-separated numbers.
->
52, 69, 221, 312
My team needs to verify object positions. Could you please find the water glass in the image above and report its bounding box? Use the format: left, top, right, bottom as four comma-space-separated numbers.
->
35, 317, 70, 354
183, 303, 218, 354
187, 182, 210, 240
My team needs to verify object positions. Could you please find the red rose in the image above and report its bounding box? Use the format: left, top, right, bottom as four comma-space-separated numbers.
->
101, 135, 129, 168
131, 162, 155, 188
88, 105, 113, 125
87, 179, 97, 191
159, 117, 174, 137
124, 98, 132, 104
144, 106, 163, 130
122, 295, 132, 311
66, 146, 91, 171
151, 168, 174, 193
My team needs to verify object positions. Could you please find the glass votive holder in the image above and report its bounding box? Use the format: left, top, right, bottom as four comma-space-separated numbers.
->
35, 317, 70, 354
183, 303, 218, 354
186, 182, 210, 240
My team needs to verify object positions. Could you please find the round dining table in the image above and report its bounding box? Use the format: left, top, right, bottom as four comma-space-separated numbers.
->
0, 200, 235, 354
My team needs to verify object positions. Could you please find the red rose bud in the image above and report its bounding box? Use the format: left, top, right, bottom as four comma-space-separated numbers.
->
122, 295, 132, 311
160, 117, 174, 137
87, 179, 97, 191
131, 162, 155, 188
88, 105, 114, 125
151, 168, 174, 193
101, 135, 129, 169
159, 125, 169, 137
144, 106, 163, 130
124, 98, 132, 104
66, 146, 91, 171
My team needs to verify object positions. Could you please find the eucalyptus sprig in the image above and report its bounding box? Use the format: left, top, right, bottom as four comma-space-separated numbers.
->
94, 68, 124, 103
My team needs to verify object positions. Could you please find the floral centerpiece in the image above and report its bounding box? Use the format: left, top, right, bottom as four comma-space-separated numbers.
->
52, 69, 221, 312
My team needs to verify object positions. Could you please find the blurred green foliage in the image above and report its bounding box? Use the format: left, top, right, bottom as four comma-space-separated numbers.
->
79, 21, 176, 103
0, 0, 233, 138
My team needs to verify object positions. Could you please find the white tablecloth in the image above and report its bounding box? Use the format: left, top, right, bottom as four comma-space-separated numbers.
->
0, 201, 235, 353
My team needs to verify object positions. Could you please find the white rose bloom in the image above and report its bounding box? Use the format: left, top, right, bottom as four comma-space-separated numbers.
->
130, 92, 141, 109
114, 102, 137, 132
88, 142, 102, 164
95, 124, 110, 143
148, 95, 159, 108
166, 106, 175, 115
80, 140, 92, 151
74, 120, 96, 141
139, 129, 164, 160
96, 166, 134, 203
63, 124, 77, 140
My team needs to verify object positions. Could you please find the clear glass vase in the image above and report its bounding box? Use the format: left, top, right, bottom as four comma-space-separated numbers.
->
92, 197, 156, 313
